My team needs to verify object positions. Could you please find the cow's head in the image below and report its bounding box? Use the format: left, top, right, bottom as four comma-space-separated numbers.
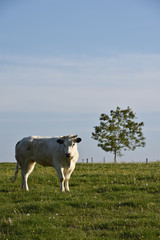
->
57, 135, 82, 159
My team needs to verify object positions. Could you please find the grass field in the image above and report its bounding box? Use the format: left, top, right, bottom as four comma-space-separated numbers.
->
0, 162, 160, 240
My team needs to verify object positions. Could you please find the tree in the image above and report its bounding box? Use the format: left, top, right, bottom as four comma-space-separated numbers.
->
92, 107, 146, 163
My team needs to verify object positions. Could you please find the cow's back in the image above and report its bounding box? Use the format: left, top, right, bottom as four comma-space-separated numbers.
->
15, 136, 62, 167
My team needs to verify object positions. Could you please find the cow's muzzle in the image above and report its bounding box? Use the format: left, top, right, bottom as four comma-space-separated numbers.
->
65, 153, 71, 158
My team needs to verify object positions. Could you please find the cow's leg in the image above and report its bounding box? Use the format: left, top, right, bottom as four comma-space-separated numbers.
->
21, 173, 24, 189
65, 177, 70, 192
21, 160, 36, 191
55, 167, 65, 192
64, 172, 71, 192
28, 160, 36, 176
21, 173, 29, 190
64, 167, 75, 192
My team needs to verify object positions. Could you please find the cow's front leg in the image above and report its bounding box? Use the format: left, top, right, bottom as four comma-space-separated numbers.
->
56, 167, 65, 192
60, 177, 65, 192
64, 168, 74, 192
65, 178, 70, 192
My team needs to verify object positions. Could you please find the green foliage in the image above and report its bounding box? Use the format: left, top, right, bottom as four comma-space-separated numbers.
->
92, 107, 146, 162
1, 162, 160, 240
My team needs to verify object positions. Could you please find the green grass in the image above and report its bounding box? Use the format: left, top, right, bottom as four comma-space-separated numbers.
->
0, 162, 160, 240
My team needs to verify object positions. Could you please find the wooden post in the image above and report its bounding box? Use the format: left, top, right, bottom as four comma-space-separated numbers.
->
146, 158, 148, 164
86, 158, 88, 163
103, 157, 105, 163
91, 157, 93, 163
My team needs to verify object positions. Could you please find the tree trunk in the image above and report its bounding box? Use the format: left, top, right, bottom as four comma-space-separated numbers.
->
114, 151, 117, 163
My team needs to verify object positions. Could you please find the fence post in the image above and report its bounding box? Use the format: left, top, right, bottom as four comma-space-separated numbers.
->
146, 158, 148, 164
86, 158, 88, 163
91, 157, 93, 163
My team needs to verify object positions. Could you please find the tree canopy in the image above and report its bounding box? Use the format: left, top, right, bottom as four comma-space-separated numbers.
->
92, 107, 146, 163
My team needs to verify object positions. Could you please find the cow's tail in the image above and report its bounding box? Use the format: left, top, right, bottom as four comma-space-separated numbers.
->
12, 163, 19, 183
12, 141, 20, 183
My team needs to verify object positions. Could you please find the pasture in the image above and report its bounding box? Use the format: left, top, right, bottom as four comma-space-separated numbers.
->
0, 162, 160, 240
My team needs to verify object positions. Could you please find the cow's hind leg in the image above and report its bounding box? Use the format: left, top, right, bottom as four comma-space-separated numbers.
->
21, 173, 29, 190
21, 160, 36, 191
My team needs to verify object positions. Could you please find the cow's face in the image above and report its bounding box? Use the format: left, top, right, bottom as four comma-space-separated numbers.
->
57, 135, 82, 159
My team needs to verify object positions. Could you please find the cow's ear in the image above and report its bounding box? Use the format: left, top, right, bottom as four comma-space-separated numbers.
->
57, 139, 64, 144
75, 138, 82, 143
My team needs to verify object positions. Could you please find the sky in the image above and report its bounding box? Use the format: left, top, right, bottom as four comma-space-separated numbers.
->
0, 0, 160, 163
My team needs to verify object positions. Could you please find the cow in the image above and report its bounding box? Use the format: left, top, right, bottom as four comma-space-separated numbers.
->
12, 135, 82, 192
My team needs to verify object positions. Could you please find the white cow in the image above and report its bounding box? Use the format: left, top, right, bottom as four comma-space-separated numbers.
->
12, 135, 82, 191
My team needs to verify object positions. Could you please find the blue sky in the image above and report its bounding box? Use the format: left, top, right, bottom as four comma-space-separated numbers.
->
0, 0, 160, 163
